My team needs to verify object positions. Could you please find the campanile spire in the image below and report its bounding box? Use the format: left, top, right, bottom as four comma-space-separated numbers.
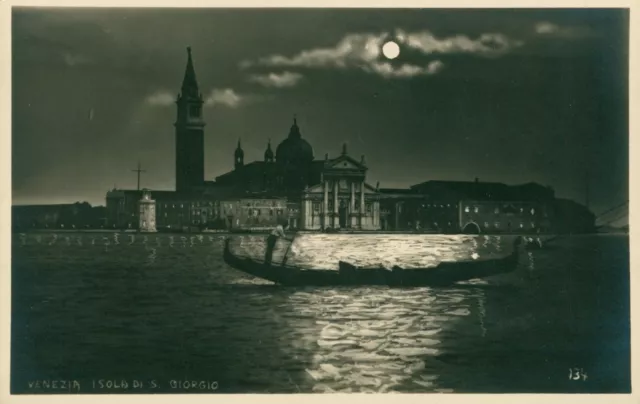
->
181, 46, 200, 98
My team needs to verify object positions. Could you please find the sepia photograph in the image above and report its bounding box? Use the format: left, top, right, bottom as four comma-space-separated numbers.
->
7, 5, 632, 396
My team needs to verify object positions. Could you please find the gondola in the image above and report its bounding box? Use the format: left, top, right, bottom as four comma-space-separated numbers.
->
222, 236, 524, 287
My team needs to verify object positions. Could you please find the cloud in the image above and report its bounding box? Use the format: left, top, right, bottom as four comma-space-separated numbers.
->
397, 30, 523, 56
242, 32, 387, 69
63, 53, 91, 67
241, 29, 520, 80
426, 60, 445, 74
366, 60, 444, 78
144, 90, 175, 106
145, 88, 261, 108
248, 71, 304, 88
534, 21, 594, 38
204, 88, 254, 108
535, 21, 560, 34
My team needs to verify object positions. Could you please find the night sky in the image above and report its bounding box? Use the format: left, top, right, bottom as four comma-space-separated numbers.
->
11, 8, 629, 214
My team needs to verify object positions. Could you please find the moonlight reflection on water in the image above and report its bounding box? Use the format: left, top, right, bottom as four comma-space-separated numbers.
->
11, 232, 630, 393
282, 287, 483, 393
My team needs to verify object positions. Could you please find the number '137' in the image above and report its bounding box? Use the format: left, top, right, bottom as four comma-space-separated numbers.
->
569, 368, 588, 381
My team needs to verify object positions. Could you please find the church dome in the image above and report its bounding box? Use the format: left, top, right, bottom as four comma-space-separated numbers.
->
276, 118, 314, 165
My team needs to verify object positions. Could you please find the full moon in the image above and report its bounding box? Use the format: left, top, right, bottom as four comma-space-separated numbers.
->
382, 41, 400, 59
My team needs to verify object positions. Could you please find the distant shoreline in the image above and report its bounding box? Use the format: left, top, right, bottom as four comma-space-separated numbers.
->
11, 229, 627, 237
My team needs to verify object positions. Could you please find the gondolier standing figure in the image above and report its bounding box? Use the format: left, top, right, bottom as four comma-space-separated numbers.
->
265, 219, 292, 266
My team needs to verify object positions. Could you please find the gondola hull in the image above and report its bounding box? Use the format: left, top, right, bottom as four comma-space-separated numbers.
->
223, 236, 524, 287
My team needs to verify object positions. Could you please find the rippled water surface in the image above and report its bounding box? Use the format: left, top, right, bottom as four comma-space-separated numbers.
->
11, 233, 630, 394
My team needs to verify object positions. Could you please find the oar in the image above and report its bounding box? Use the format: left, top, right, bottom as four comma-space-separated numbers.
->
281, 233, 296, 266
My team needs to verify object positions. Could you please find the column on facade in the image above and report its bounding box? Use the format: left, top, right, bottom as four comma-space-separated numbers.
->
323, 180, 329, 228
333, 180, 339, 227
350, 181, 355, 228
359, 181, 365, 228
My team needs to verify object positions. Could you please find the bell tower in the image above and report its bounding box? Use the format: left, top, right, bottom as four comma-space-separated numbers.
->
175, 46, 205, 191
234, 139, 245, 169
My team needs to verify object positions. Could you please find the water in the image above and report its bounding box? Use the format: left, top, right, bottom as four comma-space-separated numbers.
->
10, 233, 630, 394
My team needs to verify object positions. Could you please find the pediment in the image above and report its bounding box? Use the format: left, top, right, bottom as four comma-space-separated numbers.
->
325, 155, 366, 171
305, 183, 325, 193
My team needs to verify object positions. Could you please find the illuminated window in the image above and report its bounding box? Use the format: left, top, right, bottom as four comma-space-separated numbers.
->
465, 206, 470, 213
520, 208, 524, 213
519, 223, 524, 228
474, 206, 479, 213
531, 208, 536, 215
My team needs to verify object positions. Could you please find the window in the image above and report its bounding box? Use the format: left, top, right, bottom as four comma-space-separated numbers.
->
189, 105, 201, 117
465, 206, 470, 213
531, 222, 536, 228
494, 222, 500, 228
519, 223, 524, 228
366, 203, 372, 214
484, 222, 489, 228
474, 206, 479, 213
531, 208, 536, 215
494, 207, 500, 214
181, 204, 184, 209
520, 207, 524, 213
